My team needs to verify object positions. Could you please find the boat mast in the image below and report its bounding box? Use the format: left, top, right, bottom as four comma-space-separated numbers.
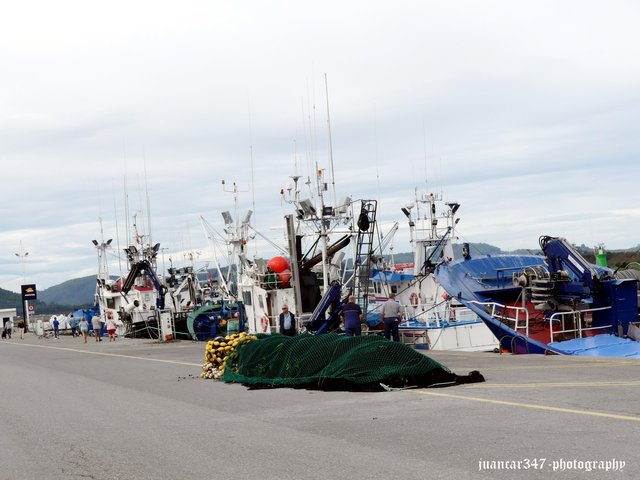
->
221, 179, 251, 298
94, 217, 113, 282
144, 151, 152, 247
324, 74, 337, 209
316, 167, 330, 292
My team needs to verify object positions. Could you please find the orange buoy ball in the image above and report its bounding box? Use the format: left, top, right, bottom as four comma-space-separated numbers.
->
278, 269, 292, 286
267, 256, 290, 273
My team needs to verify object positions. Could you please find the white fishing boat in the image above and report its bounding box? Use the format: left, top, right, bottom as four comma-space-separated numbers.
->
92, 224, 207, 341
369, 191, 499, 351
202, 171, 369, 336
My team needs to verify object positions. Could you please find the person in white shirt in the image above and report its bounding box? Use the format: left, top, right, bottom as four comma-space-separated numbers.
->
4, 319, 13, 339
381, 293, 402, 342
105, 313, 117, 342
91, 314, 102, 342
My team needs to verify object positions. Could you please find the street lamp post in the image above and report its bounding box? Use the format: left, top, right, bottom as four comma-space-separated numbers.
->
14, 242, 29, 332
92, 238, 113, 283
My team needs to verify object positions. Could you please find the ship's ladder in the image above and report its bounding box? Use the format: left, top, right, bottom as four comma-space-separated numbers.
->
351, 200, 377, 317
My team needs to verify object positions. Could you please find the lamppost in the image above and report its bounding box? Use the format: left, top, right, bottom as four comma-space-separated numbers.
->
14, 241, 29, 332
15, 243, 28, 281
92, 238, 113, 279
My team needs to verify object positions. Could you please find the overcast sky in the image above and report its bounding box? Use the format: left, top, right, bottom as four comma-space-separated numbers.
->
1, 0, 639, 293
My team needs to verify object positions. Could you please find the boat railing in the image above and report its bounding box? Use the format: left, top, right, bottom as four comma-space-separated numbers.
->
548, 307, 613, 342
468, 301, 530, 336
400, 301, 453, 328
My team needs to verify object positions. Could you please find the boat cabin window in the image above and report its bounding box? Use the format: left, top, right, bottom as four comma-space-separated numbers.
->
258, 295, 265, 309
391, 285, 398, 294
107, 299, 115, 309
242, 291, 252, 306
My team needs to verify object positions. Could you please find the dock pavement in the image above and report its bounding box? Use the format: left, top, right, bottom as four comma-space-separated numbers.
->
0, 332, 638, 479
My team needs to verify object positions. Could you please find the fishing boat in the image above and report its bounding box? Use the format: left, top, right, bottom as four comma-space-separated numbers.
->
434, 235, 640, 356
202, 172, 371, 336
92, 228, 208, 340
368, 191, 499, 351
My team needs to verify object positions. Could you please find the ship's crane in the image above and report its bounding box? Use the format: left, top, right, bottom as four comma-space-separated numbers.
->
517, 236, 638, 335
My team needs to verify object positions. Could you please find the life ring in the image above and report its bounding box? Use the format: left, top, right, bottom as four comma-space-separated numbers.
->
410, 292, 419, 307
261, 315, 269, 333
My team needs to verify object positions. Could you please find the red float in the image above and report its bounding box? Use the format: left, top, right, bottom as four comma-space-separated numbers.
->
267, 256, 290, 273
278, 269, 292, 286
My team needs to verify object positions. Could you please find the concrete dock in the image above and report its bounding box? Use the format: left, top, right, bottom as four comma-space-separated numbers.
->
1, 333, 638, 479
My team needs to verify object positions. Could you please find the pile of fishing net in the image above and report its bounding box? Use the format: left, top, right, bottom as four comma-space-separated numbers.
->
201, 332, 258, 379
221, 333, 484, 391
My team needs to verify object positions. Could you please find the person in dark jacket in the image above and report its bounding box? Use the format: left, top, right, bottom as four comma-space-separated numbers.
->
278, 304, 296, 336
69, 314, 79, 337
341, 295, 363, 336
17, 318, 25, 339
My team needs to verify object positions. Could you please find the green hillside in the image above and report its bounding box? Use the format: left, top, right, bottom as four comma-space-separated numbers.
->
0, 278, 94, 316
0, 288, 22, 312
38, 275, 97, 306
0, 287, 79, 316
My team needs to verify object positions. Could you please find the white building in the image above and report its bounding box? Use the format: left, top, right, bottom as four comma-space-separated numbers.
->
1, 308, 17, 329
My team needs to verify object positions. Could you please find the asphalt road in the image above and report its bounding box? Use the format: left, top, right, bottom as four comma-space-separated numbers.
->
1, 334, 638, 480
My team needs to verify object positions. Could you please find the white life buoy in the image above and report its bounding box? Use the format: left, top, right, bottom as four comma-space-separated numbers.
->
410, 292, 419, 307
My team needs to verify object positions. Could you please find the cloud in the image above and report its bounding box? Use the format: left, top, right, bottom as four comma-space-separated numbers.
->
0, 0, 639, 293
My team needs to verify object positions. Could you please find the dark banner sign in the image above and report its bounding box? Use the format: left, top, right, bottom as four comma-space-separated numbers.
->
21, 284, 37, 301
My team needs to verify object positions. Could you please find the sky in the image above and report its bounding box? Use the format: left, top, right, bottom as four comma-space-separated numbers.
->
1, 0, 639, 294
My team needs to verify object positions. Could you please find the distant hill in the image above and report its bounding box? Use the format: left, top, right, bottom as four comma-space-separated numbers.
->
38, 276, 97, 307
0, 288, 23, 313
0, 276, 97, 316
0, 286, 83, 316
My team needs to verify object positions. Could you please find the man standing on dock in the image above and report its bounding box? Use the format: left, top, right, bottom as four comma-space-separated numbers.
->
381, 293, 402, 342
279, 304, 296, 336
52, 316, 60, 339
17, 318, 25, 339
91, 312, 102, 342
341, 295, 363, 336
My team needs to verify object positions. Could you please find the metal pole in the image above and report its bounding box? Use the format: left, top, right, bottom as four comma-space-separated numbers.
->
22, 300, 28, 333
22, 300, 29, 333
15, 242, 29, 333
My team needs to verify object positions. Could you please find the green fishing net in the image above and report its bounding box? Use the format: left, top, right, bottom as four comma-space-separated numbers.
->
222, 333, 479, 390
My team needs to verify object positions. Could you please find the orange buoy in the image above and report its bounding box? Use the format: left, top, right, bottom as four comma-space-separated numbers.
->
267, 256, 290, 273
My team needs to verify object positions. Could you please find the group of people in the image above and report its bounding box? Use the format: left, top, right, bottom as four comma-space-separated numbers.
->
1, 312, 119, 343
88, 312, 118, 343
1, 318, 26, 340
7, 298, 403, 343
277, 293, 403, 342
48, 312, 118, 343
340, 293, 403, 341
